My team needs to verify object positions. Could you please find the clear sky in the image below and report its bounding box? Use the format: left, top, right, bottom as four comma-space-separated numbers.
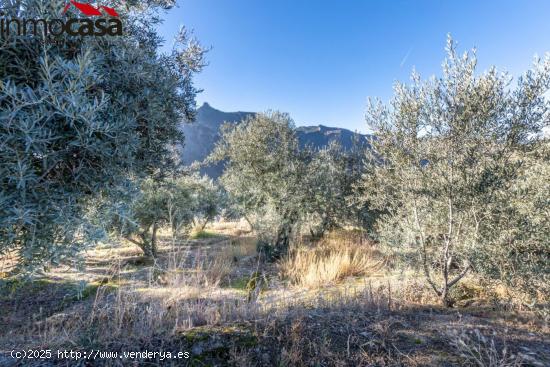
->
157, 0, 550, 133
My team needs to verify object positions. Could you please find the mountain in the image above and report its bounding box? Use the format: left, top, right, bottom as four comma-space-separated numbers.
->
180, 103, 371, 178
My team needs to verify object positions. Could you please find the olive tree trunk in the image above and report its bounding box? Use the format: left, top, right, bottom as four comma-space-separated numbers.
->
126, 222, 159, 260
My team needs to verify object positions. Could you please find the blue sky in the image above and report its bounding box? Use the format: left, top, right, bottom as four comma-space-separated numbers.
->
157, 0, 550, 133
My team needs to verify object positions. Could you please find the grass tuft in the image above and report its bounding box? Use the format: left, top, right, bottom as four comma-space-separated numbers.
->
279, 232, 384, 288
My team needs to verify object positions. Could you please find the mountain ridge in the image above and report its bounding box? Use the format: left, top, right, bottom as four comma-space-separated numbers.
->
180, 103, 371, 178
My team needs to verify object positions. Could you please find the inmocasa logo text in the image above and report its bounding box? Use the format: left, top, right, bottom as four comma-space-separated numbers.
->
0, 1, 122, 38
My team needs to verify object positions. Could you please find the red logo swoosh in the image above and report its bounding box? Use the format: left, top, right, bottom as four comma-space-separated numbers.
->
62, 1, 119, 17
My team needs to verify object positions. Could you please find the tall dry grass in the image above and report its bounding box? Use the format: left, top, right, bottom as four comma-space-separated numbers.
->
28, 239, 257, 349
85, 276, 393, 346
159, 250, 233, 288
161, 237, 256, 288
280, 231, 384, 288
207, 219, 253, 236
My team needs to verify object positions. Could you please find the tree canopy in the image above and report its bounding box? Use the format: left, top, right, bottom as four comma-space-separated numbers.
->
358, 36, 550, 305
0, 0, 205, 271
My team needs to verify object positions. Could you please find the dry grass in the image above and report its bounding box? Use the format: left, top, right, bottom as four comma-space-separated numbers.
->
23, 267, 395, 362
9, 276, 548, 367
198, 237, 257, 286
280, 231, 384, 288
155, 236, 257, 290
448, 329, 544, 367
201, 254, 234, 287
207, 219, 253, 236
223, 236, 257, 260
157, 244, 229, 288
16, 240, 256, 352
0, 250, 19, 276
87, 286, 252, 341
2, 228, 549, 366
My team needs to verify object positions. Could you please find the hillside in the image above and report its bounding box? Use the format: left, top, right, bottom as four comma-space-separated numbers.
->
180, 103, 371, 178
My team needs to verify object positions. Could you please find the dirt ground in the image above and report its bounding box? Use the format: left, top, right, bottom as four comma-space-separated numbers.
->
1, 226, 548, 366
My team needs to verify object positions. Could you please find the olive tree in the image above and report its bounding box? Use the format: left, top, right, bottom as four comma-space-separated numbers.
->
302, 139, 369, 238
209, 112, 307, 259
477, 141, 550, 298
187, 175, 225, 231
116, 178, 193, 258
115, 174, 224, 258
0, 0, 205, 271
358, 36, 550, 306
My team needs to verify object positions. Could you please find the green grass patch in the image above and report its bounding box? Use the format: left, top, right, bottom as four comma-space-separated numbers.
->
0, 278, 56, 299
190, 230, 219, 239
226, 276, 249, 290
65, 281, 119, 304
